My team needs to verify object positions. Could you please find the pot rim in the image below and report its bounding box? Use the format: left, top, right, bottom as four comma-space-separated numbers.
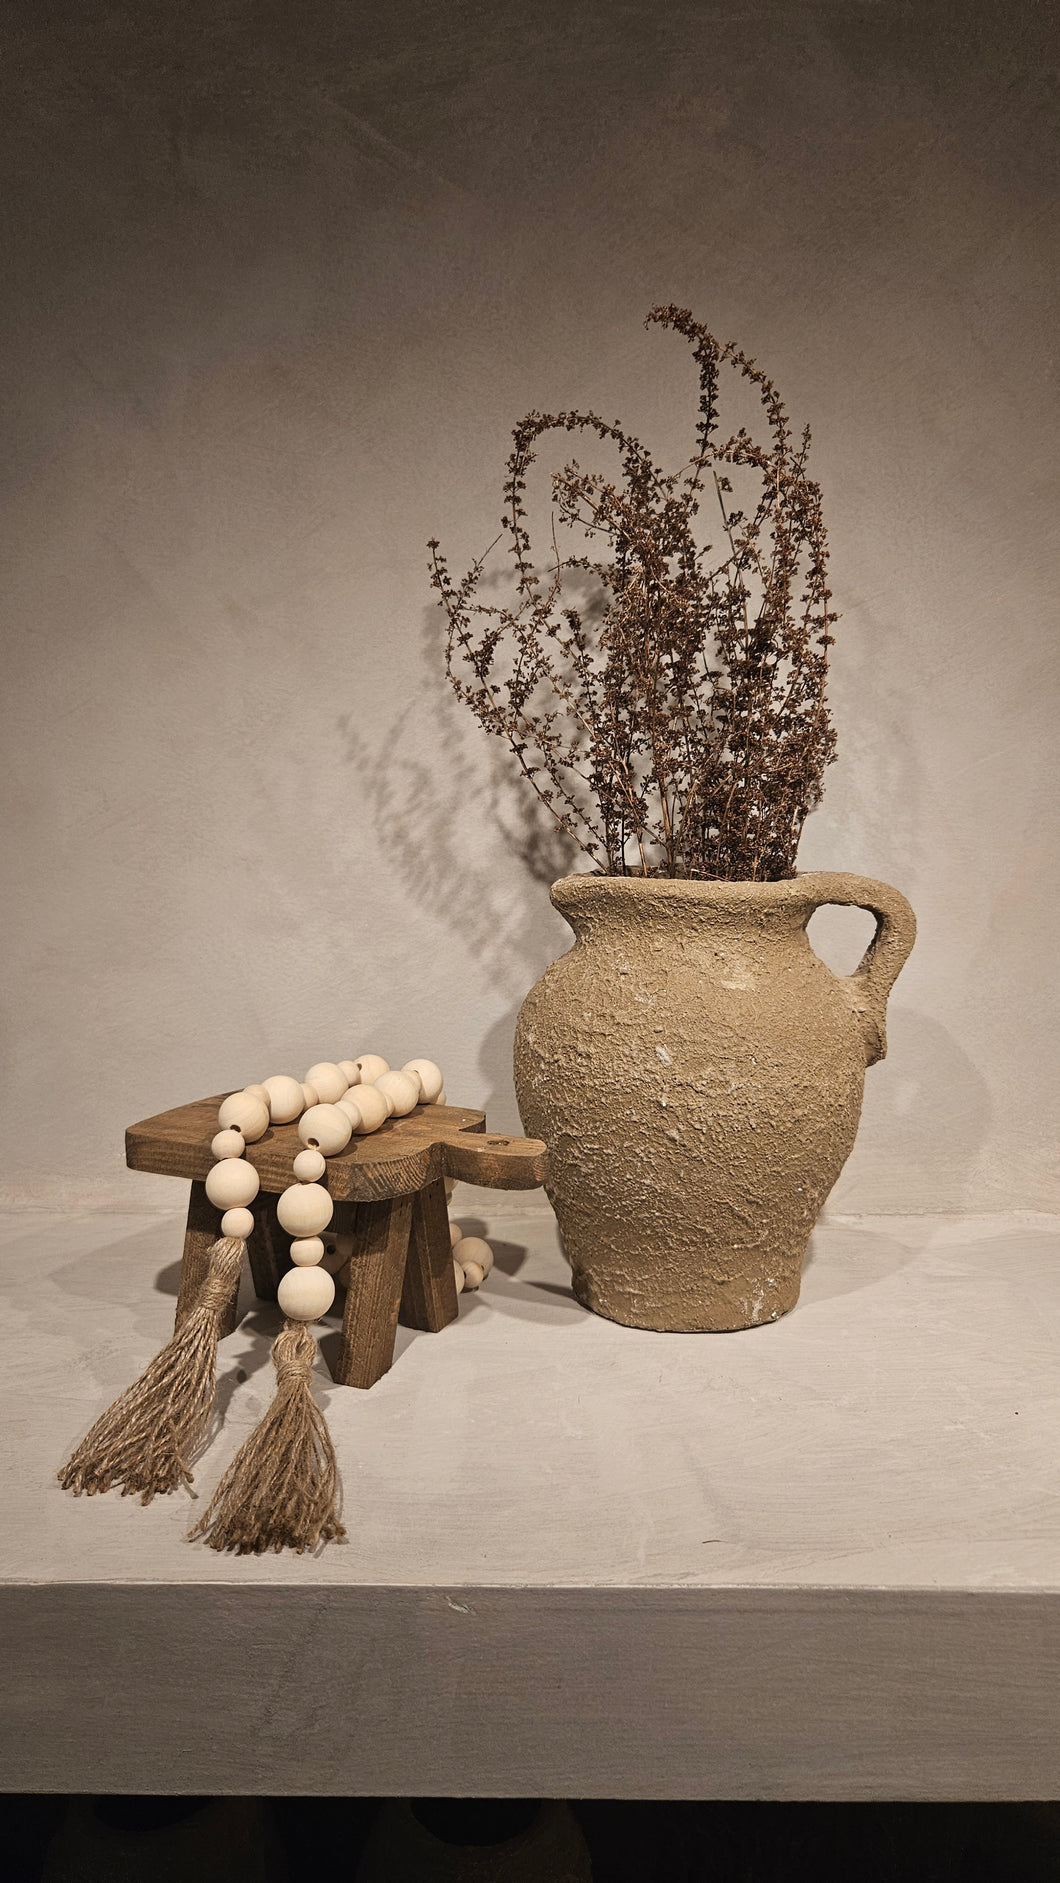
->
550, 869, 846, 909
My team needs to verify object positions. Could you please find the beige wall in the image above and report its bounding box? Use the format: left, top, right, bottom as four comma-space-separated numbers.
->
2, 2, 1056, 1212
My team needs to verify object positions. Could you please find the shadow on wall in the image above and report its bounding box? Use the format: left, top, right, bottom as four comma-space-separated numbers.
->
827, 1004, 993, 1214
338, 604, 576, 993
338, 601, 576, 1127
798, 585, 929, 882
476, 999, 540, 1135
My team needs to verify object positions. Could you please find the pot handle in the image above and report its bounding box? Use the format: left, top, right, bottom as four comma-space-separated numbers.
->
804, 874, 917, 1066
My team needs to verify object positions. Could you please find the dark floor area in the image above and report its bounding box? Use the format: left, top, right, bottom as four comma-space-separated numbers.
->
4, 1794, 1060, 1881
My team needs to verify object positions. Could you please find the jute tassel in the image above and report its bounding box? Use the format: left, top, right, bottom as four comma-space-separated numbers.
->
189, 1320, 346, 1554
59, 1236, 246, 1502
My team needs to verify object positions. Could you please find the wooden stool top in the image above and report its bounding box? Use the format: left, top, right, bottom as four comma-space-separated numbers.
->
127, 1095, 548, 1203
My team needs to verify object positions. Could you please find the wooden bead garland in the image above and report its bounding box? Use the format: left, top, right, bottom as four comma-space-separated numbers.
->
221, 1207, 255, 1240
60, 1046, 454, 1557
190, 1049, 451, 1553
217, 1092, 269, 1139
298, 1104, 353, 1156
292, 1147, 326, 1182
276, 1181, 334, 1240
204, 1157, 261, 1211
403, 1058, 444, 1104
341, 1084, 388, 1133
449, 1228, 495, 1293
374, 1069, 420, 1116
353, 1053, 388, 1084
211, 1128, 247, 1160
262, 1074, 304, 1122
277, 1264, 336, 1321
304, 1062, 350, 1104
290, 1237, 326, 1266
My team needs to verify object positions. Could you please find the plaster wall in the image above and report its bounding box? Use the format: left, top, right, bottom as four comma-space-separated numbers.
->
1, 1, 1056, 1212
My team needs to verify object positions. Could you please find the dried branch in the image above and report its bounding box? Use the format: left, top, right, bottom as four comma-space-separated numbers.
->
428, 305, 838, 880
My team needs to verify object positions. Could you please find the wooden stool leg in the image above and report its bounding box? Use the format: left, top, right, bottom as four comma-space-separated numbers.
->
175, 1180, 241, 1338
246, 1192, 285, 1304
401, 1178, 459, 1332
333, 1196, 413, 1389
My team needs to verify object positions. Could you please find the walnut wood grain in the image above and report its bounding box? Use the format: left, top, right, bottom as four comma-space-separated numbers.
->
175, 1181, 241, 1337
334, 1197, 414, 1389
126, 1097, 547, 1198
401, 1178, 459, 1333
435, 1129, 548, 1188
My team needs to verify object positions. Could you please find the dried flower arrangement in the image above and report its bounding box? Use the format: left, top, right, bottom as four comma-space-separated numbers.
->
429, 305, 838, 882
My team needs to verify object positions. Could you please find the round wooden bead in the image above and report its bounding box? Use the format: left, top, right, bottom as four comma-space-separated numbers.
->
292, 1147, 326, 1182
205, 1158, 260, 1209
374, 1069, 420, 1116
277, 1265, 335, 1322
262, 1075, 305, 1123
320, 1231, 354, 1274
353, 1053, 389, 1084
304, 1062, 348, 1104
337, 1060, 361, 1086
217, 1091, 269, 1141
221, 1207, 255, 1240
336, 1095, 362, 1124
461, 1259, 485, 1290
301, 1082, 319, 1110
457, 1235, 493, 1278
276, 1182, 333, 1237
211, 1128, 246, 1160
402, 1058, 444, 1104
298, 1103, 353, 1156
289, 1237, 325, 1266
243, 1084, 270, 1105
453, 1258, 465, 1295
449, 1221, 464, 1249
435, 1090, 447, 1106
345, 1083, 389, 1133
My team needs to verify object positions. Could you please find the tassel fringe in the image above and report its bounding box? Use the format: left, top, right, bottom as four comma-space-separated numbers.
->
189, 1320, 346, 1554
58, 1236, 246, 1503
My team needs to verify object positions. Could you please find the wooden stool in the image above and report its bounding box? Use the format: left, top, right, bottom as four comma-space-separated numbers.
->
126, 1096, 548, 1389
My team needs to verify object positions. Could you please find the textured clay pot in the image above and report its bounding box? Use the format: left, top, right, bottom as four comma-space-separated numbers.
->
514, 871, 916, 1332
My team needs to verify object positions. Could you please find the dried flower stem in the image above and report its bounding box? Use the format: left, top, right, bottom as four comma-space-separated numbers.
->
429, 306, 838, 881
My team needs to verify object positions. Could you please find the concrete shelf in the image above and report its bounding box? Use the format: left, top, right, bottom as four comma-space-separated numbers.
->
2, 1206, 1058, 1798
